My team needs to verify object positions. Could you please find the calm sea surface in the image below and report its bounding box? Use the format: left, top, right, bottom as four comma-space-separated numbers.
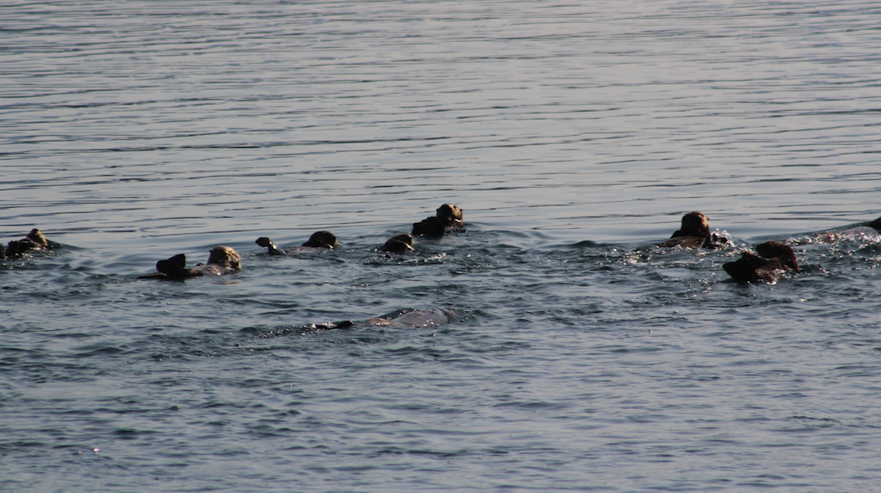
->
3, 1, 881, 491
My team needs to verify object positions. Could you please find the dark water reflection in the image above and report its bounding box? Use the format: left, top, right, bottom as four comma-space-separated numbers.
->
3, 1, 881, 491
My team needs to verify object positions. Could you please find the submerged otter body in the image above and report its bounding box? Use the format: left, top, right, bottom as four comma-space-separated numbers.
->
366, 308, 458, 327
412, 203, 465, 238
658, 212, 729, 249
140, 246, 241, 280
256, 231, 338, 256
1, 229, 52, 259
723, 241, 800, 283
316, 308, 458, 330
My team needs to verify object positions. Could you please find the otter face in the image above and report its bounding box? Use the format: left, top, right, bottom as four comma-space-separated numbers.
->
437, 203, 463, 225
207, 246, 242, 270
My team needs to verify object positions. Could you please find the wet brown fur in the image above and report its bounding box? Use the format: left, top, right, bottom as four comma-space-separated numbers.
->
658, 212, 728, 249
723, 241, 800, 283
381, 233, 414, 253
256, 231, 338, 255
141, 246, 241, 280
2, 229, 52, 259
412, 203, 465, 238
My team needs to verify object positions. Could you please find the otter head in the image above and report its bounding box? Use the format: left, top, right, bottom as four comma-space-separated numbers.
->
679, 212, 710, 238
755, 241, 800, 273
26, 229, 49, 248
436, 203, 463, 226
381, 233, 414, 253
207, 246, 242, 270
302, 231, 338, 249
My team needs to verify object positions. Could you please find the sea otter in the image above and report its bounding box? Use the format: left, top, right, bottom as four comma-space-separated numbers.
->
723, 241, 800, 283
412, 203, 465, 238
315, 308, 458, 330
381, 233, 414, 253
255, 231, 338, 255
658, 211, 729, 249
1, 229, 52, 259
140, 246, 241, 280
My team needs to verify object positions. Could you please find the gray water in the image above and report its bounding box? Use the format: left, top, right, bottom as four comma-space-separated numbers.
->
3, 1, 881, 491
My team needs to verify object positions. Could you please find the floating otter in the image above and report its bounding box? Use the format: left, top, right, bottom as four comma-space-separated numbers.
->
412, 203, 465, 238
658, 212, 729, 249
381, 233, 414, 253
723, 241, 800, 283
315, 308, 458, 330
1, 229, 52, 259
140, 246, 241, 280
256, 231, 338, 255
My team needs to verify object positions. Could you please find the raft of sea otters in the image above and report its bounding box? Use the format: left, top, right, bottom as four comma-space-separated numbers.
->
5, 204, 881, 291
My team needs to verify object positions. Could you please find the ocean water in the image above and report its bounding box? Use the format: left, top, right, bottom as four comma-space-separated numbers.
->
2, 1, 881, 491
